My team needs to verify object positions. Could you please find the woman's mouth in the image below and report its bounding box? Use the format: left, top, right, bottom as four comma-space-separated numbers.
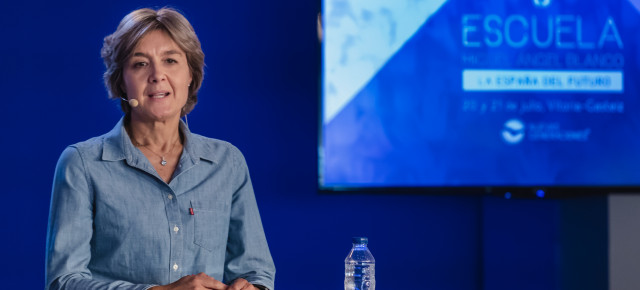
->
149, 92, 170, 99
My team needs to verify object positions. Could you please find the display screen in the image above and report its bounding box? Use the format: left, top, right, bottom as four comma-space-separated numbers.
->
319, 0, 640, 191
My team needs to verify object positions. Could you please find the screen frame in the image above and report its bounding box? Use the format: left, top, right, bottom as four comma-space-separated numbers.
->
316, 0, 640, 196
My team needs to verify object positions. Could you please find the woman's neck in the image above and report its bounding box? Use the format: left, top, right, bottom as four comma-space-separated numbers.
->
127, 115, 183, 151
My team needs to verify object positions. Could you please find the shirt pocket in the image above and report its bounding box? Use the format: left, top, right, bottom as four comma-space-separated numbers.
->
190, 200, 230, 252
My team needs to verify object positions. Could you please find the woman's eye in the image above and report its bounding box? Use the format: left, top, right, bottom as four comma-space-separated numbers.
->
166, 58, 177, 64
133, 62, 147, 68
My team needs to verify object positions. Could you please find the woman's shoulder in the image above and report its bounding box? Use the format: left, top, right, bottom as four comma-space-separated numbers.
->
187, 133, 245, 161
67, 134, 109, 154
54, 134, 109, 170
57, 129, 120, 167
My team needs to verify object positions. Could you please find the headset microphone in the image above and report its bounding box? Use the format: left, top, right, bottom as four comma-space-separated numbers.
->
121, 98, 139, 107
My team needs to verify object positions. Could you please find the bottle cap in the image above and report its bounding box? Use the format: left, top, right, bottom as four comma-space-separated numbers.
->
352, 237, 368, 244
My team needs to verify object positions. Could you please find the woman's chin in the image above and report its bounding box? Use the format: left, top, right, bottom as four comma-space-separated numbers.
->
132, 109, 180, 123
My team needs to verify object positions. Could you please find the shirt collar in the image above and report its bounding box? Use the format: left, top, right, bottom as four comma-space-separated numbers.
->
101, 117, 219, 164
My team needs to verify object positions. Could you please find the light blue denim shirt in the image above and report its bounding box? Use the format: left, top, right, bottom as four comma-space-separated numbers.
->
45, 118, 275, 290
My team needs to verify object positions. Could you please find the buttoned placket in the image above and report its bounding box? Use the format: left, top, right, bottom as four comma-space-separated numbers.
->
164, 186, 184, 283
130, 155, 188, 283
162, 154, 195, 283
120, 120, 208, 284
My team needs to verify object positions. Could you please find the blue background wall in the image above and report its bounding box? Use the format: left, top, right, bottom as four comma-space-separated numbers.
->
0, 1, 607, 289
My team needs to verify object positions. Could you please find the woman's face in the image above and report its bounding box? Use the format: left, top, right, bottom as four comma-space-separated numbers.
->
122, 29, 192, 122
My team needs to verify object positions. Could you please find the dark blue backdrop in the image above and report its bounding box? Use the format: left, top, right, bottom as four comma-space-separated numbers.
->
0, 1, 607, 290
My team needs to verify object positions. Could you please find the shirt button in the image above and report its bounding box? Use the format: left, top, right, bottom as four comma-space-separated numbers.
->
173, 263, 178, 271
173, 226, 179, 233
168, 194, 173, 200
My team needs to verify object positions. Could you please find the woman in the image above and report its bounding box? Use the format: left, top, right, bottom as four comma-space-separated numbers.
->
45, 8, 275, 290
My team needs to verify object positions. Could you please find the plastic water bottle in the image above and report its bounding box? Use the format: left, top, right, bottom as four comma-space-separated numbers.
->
345, 237, 375, 290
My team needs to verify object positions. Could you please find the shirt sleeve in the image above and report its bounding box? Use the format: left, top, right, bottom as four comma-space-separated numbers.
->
45, 146, 156, 290
223, 146, 276, 290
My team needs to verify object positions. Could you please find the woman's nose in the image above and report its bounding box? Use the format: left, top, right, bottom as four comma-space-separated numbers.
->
149, 64, 166, 83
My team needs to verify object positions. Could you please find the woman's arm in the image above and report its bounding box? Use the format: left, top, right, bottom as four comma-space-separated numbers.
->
223, 146, 276, 290
45, 146, 156, 290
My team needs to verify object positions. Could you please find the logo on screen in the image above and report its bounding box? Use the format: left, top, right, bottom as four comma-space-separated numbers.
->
533, 0, 551, 8
502, 119, 525, 144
